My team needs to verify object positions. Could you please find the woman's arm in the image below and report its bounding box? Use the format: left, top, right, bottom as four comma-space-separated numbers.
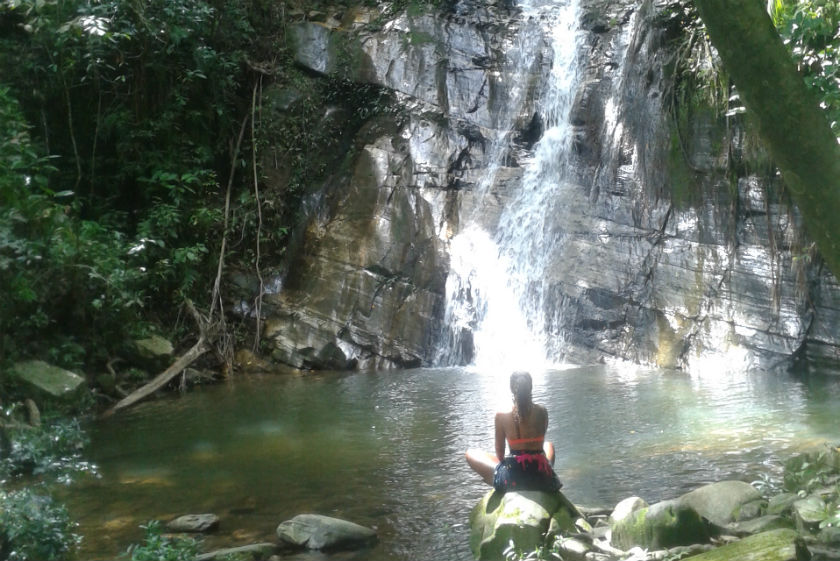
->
494, 412, 506, 461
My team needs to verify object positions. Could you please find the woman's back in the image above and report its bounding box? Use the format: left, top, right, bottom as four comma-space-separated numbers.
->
497, 404, 547, 452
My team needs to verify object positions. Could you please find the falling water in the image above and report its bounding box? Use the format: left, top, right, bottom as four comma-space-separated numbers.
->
439, 0, 582, 372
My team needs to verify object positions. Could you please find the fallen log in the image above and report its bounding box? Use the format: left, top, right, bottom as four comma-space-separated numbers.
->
102, 300, 216, 417
102, 338, 209, 417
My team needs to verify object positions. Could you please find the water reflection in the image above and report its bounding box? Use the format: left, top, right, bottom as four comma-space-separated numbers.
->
60, 366, 839, 560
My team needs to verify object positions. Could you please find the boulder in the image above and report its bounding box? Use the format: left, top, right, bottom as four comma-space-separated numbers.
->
166, 513, 220, 533
678, 528, 811, 561
610, 498, 713, 550
469, 490, 580, 561
8, 360, 86, 404
276, 514, 376, 551
678, 480, 762, 526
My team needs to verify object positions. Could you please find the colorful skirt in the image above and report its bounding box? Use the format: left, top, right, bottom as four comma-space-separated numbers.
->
492, 450, 562, 493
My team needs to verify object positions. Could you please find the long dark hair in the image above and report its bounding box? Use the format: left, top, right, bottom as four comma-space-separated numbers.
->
510, 371, 533, 424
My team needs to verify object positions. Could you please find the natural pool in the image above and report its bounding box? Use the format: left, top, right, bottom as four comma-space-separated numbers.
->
59, 365, 840, 560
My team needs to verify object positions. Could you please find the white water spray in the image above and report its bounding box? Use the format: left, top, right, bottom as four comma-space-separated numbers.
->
439, 0, 582, 373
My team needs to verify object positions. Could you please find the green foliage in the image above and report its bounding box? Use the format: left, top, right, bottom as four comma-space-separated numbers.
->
782, 445, 840, 529
0, 415, 92, 480
783, 444, 840, 494
0, 487, 80, 561
0, 0, 280, 367
125, 520, 200, 561
772, 0, 840, 136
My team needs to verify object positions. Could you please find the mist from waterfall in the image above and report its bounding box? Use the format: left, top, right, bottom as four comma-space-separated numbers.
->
438, 0, 582, 373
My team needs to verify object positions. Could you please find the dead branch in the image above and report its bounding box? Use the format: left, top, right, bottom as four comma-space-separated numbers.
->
103, 338, 209, 417
251, 79, 265, 351
102, 300, 212, 417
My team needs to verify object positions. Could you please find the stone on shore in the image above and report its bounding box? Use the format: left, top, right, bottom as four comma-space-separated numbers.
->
276, 514, 376, 551
9, 360, 86, 404
470, 490, 580, 561
166, 513, 220, 533
609, 496, 648, 524
610, 498, 713, 550
132, 334, 174, 370
678, 480, 762, 526
679, 528, 810, 561
728, 514, 793, 536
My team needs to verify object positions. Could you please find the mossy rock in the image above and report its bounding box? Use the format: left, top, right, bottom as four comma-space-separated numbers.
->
681, 528, 810, 561
679, 480, 762, 526
8, 360, 87, 405
469, 490, 579, 560
610, 498, 713, 550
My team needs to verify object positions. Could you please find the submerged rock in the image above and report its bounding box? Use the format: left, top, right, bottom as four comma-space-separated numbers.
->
196, 543, 276, 561
166, 513, 220, 533
469, 490, 580, 560
276, 514, 376, 551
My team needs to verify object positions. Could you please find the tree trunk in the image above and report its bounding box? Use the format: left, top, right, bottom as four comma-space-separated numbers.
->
695, 0, 840, 278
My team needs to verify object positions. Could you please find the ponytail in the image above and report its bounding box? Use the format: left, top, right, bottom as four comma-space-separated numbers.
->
510, 371, 533, 423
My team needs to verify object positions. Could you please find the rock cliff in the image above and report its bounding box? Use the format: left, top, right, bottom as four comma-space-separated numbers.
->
254, 0, 840, 373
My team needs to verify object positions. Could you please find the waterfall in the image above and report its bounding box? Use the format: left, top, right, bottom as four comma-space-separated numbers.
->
438, 0, 582, 373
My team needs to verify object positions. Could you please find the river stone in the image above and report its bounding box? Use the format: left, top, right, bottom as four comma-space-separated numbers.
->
166, 513, 219, 533
819, 526, 840, 545
678, 480, 762, 526
736, 498, 768, 521
677, 528, 810, 561
610, 498, 713, 550
196, 542, 276, 561
728, 514, 794, 536
609, 496, 648, 524
769, 493, 800, 516
8, 360, 86, 403
556, 536, 591, 560
469, 490, 579, 561
276, 514, 376, 551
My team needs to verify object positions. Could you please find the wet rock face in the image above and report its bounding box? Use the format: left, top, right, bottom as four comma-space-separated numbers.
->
259, 0, 840, 372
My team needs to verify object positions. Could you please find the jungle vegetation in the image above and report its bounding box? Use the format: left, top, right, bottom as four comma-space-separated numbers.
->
0, 0, 838, 559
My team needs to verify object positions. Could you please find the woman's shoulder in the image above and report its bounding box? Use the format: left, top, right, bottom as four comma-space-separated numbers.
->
495, 410, 514, 421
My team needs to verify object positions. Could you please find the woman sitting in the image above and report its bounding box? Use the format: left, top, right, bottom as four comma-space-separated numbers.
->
465, 371, 561, 493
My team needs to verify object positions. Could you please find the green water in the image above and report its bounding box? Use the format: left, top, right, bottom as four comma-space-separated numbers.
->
59, 365, 839, 560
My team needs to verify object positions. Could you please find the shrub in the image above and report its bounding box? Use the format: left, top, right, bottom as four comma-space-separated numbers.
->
0, 487, 80, 561
125, 520, 200, 561
0, 416, 91, 480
